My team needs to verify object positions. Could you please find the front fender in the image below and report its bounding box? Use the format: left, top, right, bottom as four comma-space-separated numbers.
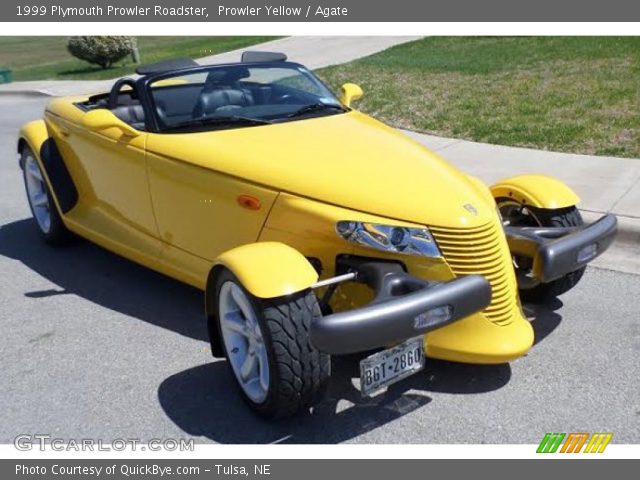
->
209, 242, 318, 300
204, 242, 319, 358
490, 174, 580, 209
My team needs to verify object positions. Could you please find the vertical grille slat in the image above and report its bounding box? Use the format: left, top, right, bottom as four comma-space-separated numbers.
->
431, 221, 517, 326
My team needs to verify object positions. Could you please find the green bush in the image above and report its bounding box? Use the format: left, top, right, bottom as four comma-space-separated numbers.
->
67, 36, 137, 69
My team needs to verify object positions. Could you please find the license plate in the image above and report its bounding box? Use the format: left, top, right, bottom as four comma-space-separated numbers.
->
359, 336, 425, 397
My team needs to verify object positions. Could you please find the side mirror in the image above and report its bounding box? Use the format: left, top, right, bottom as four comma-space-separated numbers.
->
82, 109, 140, 137
340, 83, 363, 107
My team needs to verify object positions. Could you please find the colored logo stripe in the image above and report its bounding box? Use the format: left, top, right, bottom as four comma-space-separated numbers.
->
537, 433, 565, 453
583, 433, 613, 453
537, 432, 613, 453
560, 433, 589, 453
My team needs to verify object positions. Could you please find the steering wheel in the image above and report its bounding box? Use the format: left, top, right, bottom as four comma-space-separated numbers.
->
108, 78, 138, 110
274, 93, 300, 104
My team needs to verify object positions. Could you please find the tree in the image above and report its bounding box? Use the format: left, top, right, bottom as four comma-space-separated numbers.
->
67, 36, 137, 69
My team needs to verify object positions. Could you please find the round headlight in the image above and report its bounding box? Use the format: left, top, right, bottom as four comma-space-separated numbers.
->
335, 221, 441, 258
390, 227, 409, 247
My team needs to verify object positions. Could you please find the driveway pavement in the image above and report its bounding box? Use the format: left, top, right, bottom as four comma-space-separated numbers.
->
1, 96, 638, 445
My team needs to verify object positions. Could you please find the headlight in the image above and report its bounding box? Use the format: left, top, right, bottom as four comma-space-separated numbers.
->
336, 221, 441, 258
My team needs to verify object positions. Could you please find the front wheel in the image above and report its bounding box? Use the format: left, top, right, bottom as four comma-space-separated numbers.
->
214, 269, 330, 419
497, 199, 586, 302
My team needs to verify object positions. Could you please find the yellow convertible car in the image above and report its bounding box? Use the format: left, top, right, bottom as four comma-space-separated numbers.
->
18, 52, 617, 418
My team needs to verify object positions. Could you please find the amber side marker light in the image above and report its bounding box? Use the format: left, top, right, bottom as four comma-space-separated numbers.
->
237, 195, 261, 210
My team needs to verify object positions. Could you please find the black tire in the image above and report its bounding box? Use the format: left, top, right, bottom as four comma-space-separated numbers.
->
21, 146, 72, 245
214, 269, 331, 419
498, 200, 586, 303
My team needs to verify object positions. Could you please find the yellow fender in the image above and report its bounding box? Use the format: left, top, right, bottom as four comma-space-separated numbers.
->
18, 120, 64, 214
18, 119, 49, 162
205, 242, 318, 358
490, 174, 580, 209
210, 242, 319, 299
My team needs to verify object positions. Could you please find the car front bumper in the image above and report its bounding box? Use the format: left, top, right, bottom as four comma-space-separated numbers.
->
504, 213, 617, 285
310, 260, 492, 355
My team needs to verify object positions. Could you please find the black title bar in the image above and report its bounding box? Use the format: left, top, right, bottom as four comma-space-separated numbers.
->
3, 0, 640, 22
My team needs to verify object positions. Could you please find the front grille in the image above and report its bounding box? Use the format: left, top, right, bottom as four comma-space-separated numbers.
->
430, 220, 517, 326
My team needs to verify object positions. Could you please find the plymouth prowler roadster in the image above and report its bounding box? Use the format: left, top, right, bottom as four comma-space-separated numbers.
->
18, 52, 617, 418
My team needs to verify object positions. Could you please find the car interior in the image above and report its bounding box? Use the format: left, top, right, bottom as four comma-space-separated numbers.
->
76, 79, 148, 130
75, 55, 337, 133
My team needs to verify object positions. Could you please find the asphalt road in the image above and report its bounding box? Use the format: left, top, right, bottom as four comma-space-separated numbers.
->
1, 96, 638, 444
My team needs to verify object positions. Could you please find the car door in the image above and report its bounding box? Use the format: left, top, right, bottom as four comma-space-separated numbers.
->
60, 111, 161, 263
144, 131, 279, 289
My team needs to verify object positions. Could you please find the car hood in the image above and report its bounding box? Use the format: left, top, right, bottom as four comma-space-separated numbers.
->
145, 111, 495, 228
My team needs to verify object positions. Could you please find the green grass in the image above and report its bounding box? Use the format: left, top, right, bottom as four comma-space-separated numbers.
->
318, 37, 640, 158
0, 36, 279, 81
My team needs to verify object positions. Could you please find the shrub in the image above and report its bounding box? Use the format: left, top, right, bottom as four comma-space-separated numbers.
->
67, 36, 137, 69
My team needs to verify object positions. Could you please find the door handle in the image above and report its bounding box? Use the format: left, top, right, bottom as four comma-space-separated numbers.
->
59, 126, 70, 137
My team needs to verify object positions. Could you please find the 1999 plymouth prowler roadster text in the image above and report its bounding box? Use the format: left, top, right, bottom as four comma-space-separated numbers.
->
18, 52, 617, 418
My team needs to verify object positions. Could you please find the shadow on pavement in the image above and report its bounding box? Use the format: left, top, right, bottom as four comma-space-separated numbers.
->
523, 298, 564, 345
158, 355, 512, 444
159, 302, 564, 443
0, 218, 206, 341
1, 218, 569, 442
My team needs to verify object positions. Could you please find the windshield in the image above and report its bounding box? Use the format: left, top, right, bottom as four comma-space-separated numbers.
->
148, 63, 345, 132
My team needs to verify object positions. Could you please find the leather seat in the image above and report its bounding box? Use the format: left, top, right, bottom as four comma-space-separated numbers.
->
192, 88, 254, 118
111, 105, 145, 130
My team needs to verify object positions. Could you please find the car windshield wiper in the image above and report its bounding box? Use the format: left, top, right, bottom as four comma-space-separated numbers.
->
286, 103, 346, 118
163, 115, 272, 132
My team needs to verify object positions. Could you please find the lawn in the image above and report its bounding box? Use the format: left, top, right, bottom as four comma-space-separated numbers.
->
0, 36, 278, 81
317, 37, 640, 158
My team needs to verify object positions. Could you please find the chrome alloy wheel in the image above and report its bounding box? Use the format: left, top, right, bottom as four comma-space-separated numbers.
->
24, 154, 52, 234
218, 281, 270, 403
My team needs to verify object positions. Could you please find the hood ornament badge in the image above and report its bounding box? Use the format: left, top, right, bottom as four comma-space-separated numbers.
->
463, 203, 478, 216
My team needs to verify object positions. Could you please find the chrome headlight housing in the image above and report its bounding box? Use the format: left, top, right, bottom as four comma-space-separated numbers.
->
336, 221, 441, 258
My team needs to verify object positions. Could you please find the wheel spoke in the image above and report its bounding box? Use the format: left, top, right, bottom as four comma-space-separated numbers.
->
221, 311, 249, 337
231, 284, 257, 327
219, 280, 270, 404
27, 160, 43, 182
240, 352, 257, 382
32, 192, 48, 207
256, 344, 269, 392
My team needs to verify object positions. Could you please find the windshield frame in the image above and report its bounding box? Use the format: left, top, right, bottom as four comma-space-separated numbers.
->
140, 61, 346, 134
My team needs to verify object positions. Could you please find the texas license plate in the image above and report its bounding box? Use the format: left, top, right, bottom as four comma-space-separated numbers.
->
359, 336, 425, 397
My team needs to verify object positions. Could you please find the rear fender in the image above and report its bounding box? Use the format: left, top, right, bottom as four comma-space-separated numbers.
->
18, 120, 49, 167
18, 120, 78, 214
490, 174, 580, 209
204, 242, 319, 357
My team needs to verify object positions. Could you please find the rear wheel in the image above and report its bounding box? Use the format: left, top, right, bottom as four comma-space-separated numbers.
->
21, 146, 71, 245
497, 199, 585, 302
214, 269, 330, 418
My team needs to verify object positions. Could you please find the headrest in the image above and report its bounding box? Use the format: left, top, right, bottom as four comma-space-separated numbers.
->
204, 67, 251, 90
241, 51, 287, 63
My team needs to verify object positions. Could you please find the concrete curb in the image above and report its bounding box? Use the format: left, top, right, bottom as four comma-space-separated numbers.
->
581, 211, 640, 245
581, 210, 640, 275
0, 89, 53, 98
